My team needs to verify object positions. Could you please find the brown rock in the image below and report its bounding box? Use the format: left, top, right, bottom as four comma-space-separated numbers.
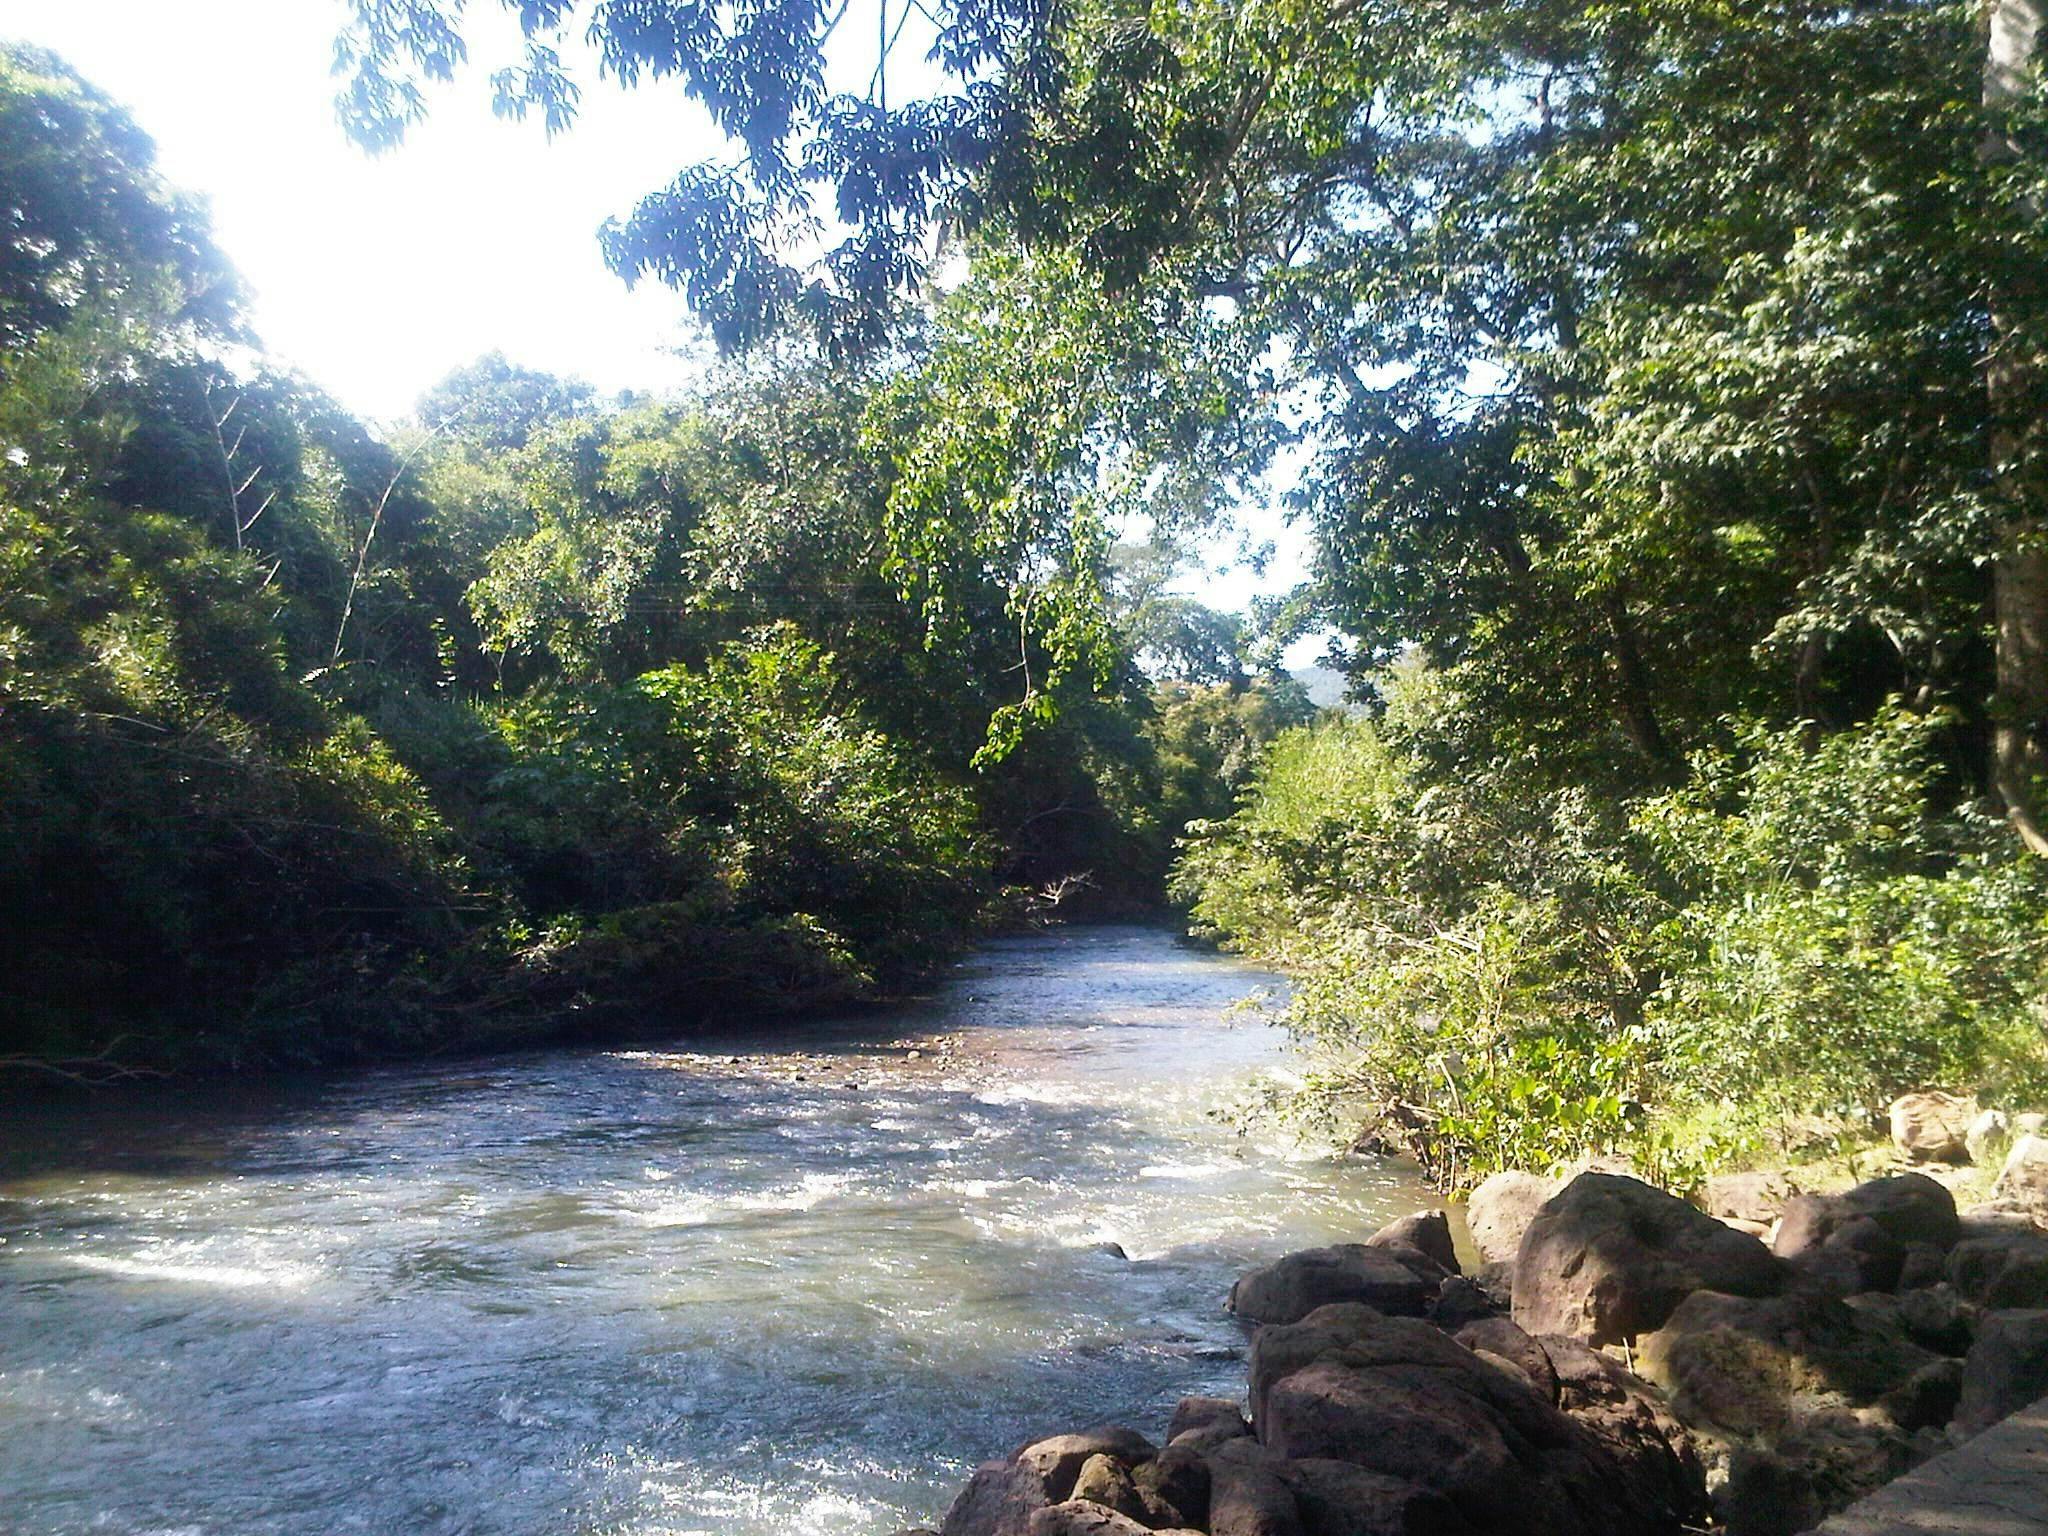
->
1205, 1438, 1305, 1536
1464, 1171, 1561, 1266
1366, 1210, 1460, 1276
1888, 1091, 1974, 1164
1514, 1173, 1783, 1344
1702, 1170, 1797, 1227
1228, 1244, 1438, 1326
1453, 1316, 1558, 1400
943, 1460, 1055, 1536
1955, 1308, 2048, 1438
1249, 1303, 1704, 1533
1271, 1458, 1462, 1536
1773, 1174, 1961, 1261
1539, 1332, 1708, 1523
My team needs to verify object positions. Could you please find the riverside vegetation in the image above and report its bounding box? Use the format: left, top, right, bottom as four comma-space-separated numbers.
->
10, 0, 2048, 1190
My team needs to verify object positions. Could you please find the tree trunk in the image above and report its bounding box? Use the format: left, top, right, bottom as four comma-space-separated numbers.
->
1986, 0, 2048, 853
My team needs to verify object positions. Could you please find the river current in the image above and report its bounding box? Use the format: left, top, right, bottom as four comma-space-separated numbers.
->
0, 925, 1434, 1536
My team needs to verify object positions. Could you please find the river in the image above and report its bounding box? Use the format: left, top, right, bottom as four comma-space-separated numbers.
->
0, 926, 1435, 1536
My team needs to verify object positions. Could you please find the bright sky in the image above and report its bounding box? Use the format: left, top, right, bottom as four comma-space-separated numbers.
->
0, 0, 1314, 619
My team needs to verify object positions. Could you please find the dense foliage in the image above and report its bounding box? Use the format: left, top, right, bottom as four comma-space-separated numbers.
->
0, 45, 1295, 1073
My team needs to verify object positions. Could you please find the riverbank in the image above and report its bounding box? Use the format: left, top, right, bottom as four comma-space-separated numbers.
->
913, 1145, 2048, 1536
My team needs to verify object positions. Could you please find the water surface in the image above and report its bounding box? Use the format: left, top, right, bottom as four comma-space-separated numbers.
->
0, 925, 1433, 1535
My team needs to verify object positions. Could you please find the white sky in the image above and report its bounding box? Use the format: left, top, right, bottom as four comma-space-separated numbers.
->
0, 0, 1314, 620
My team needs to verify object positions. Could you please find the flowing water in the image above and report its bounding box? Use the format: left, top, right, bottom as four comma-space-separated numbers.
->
0, 925, 1435, 1536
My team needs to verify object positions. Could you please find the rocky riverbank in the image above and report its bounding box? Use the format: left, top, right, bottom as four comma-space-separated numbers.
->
900, 1128, 2048, 1536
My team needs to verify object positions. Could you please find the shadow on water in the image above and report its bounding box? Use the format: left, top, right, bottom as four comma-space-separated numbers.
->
0, 925, 1433, 1536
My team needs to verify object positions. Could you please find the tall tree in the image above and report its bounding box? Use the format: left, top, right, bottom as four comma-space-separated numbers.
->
1986, 0, 2048, 853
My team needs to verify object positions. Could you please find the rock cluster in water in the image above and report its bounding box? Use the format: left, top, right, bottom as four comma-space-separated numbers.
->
902, 1143, 2048, 1536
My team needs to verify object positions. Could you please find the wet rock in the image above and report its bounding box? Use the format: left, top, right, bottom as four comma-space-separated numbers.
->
1991, 1133, 2048, 1224
1514, 1173, 1783, 1345
1465, 1171, 1561, 1266
1068, 1455, 1146, 1521
1131, 1445, 1210, 1529
1954, 1308, 2048, 1438
1638, 1289, 1937, 1438
1715, 1411, 1915, 1536
1774, 1174, 1962, 1262
1967, 1108, 2012, 1167
1026, 1502, 1152, 1536
1366, 1210, 1459, 1276
1946, 1230, 2048, 1308
1701, 1170, 1797, 1228
1014, 1428, 1157, 1502
1888, 1092, 1973, 1165
1228, 1244, 1438, 1326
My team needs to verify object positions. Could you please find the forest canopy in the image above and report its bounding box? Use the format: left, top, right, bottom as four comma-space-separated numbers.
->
5, 0, 2048, 1183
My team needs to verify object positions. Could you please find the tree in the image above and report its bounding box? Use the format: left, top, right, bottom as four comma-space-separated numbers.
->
1985, 0, 2048, 853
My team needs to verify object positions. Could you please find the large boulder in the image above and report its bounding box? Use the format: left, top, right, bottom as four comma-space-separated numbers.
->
1229, 1244, 1439, 1326
1513, 1173, 1782, 1344
1954, 1308, 2048, 1438
1465, 1172, 1561, 1266
1248, 1303, 1706, 1534
1638, 1289, 1938, 1438
1773, 1173, 1961, 1261
1367, 1209, 1460, 1276
1888, 1091, 1973, 1165
1992, 1133, 2048, 1224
